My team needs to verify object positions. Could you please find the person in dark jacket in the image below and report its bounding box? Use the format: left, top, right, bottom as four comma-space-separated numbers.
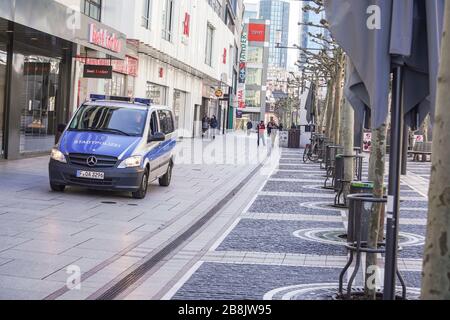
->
210, 115, 218, 139
202, 115, 209, 138
246, 120, 253, 136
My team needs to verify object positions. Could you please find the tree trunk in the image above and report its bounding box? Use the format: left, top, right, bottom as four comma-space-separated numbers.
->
320, 81, 332, 129
365, 123, 388, 300
333, 51, 344, 144
341, 99, 354, 198
421, 2, 450, 299
326, 80, 335, 139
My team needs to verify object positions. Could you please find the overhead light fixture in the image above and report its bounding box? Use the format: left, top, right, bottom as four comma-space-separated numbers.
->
5, 30, 13, 33
31, 37, 38, 41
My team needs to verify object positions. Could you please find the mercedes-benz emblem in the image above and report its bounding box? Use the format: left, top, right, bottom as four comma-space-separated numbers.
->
86, 156, 98, 167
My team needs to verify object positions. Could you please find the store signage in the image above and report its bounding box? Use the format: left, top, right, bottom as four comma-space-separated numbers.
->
24, 62, 51, 75
236, 109, 243, 118
159, 67, 164, 78
363, 132, 372, 153
237, 84, 246, 109
183, 13, 191, 36
89, 24, 122, 53
215, 89, 224, 98
239, 62, 246, 84
223, 48, 227, 64
240, 32, 248, 63
83, 65, 113, 79
248, 23, 266, 42
76, 56, 138, 77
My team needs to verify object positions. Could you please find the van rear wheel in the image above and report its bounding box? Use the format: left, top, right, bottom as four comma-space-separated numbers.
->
159, 162, 173, 187
132, 169, 149, 199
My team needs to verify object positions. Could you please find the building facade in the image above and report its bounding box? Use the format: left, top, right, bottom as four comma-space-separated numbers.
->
0, 0, 127, 160
259, 0, 289, 69
235, 18, 269, 130
0, 0, 244, 160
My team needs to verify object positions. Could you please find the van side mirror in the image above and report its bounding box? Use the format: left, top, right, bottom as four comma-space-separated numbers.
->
148, 132, 165, 142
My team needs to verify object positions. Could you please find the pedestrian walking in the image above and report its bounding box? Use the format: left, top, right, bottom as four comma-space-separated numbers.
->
210, 115, 218, 139
267, 117, 278, 146
257, 121, 266, 147
246, 120, 253, 136
202, 115, 209, 139
279, 123, 283, 132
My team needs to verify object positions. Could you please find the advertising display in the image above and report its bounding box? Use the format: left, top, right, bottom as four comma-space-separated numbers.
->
248, 23, 266, 42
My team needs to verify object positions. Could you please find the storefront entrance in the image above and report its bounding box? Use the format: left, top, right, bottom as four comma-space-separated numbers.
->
20, 56, 61, 154
173, 89, 187, 133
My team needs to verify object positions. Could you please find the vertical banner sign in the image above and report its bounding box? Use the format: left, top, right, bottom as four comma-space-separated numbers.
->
238, 32, 248, 109
363, 132, 372, 153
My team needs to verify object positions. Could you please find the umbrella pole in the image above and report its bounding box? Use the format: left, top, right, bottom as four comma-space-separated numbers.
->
384, 64, 404, 300
401, 121, 409, 175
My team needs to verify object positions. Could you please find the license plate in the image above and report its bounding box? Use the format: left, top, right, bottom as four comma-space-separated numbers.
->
76, 170, 105, 180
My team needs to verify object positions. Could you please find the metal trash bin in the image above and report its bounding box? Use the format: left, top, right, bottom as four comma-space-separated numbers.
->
288, 129, 301, 148
347, 186, 386, 243
333, 155, 344, 192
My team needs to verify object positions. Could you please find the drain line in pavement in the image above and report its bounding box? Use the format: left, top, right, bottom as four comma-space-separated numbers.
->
89, 159, 268, 300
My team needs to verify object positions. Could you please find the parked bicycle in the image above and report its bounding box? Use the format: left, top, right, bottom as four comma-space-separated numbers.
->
303, 133, 325, 163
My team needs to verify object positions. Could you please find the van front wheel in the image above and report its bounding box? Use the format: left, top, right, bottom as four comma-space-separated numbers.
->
159, 162, 173, 187
132, 169, 149, 199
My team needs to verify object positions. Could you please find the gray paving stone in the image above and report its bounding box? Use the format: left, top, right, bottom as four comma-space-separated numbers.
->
216, 219, 347, 256
172, 263, 422, 300
248, 195, 341, 216
263, 181, 335, 194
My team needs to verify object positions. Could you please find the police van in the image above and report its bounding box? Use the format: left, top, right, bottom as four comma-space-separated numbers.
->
49, 95, 176, 199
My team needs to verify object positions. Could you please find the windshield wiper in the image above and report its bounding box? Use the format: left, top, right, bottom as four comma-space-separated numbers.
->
86, 128, 132, 136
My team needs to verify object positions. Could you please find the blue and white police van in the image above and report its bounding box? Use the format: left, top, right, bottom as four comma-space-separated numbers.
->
49, 95, 176, 199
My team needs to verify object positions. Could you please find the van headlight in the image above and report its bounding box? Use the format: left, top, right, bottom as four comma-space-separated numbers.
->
50, 149, 67, 163
118, 156, 143, 168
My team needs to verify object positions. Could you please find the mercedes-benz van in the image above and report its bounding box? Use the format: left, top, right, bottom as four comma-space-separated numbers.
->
49, 95, 176, 199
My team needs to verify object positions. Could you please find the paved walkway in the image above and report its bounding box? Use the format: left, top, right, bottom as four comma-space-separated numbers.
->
161, 148, 430, 300
0, 133, 269, 299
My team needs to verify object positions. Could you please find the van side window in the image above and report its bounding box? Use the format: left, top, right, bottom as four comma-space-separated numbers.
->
149, 111, 159, 137
158, 110, 174, 134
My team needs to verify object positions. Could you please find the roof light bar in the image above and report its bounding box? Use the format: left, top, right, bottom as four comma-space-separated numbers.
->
89, 94, 152, 106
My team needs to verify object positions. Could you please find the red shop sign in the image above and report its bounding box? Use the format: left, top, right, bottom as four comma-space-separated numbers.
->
248, 23, 266, 42
89, 24, 122, 53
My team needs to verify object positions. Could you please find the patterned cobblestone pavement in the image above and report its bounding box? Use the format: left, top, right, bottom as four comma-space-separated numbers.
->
169, 148, 429, 300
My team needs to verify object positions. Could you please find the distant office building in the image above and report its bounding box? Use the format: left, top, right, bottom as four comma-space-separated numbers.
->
235, 19, 270, 129
243, 2, 258, 20
298, 3, 330, 67
259, 0, 290, 69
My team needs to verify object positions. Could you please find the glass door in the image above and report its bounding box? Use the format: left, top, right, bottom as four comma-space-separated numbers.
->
0, 43, 8, 158
20, 55, 60, 153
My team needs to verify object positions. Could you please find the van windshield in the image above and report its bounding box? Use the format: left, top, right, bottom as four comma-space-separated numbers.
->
68, 105, 148, 137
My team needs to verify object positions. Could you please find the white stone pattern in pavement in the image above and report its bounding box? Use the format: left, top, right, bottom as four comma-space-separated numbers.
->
165, 148, 429, 300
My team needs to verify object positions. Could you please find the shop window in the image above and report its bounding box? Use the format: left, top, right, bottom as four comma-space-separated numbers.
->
146, 82, 167, 105
246, 68, 263, 86
158, 110, 174, 134
247, 47, 264, 64
142, 0, 152, 29
162, 0, 174, 41
205, 23, 214, 66
82, 0, 102, 21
